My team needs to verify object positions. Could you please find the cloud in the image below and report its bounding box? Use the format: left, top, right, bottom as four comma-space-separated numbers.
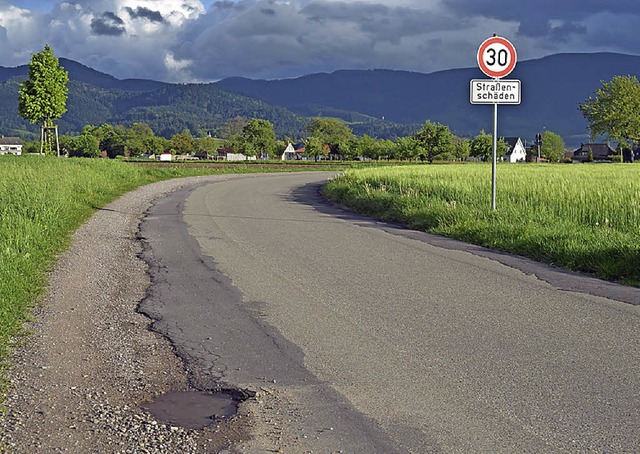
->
90, 11, 126, 36
125, 6, 165, 23
0, 0, 638, 82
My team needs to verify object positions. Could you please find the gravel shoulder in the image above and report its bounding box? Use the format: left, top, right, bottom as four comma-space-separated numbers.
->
0, 176, 260, 453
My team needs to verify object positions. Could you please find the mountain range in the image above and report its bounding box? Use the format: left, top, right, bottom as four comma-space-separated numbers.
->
1, 52, 640, 148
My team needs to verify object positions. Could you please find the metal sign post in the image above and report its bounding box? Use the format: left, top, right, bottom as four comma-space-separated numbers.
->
473, 35, 519, 210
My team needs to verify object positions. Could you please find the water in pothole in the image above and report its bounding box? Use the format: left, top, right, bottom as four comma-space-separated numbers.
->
141, 390, 239, 430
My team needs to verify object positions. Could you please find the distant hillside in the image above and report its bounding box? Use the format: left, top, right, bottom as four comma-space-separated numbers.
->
0, 61, 310, 139
2, 52, 640, 146
0, 58, 410, 141
216, 53, 640, 147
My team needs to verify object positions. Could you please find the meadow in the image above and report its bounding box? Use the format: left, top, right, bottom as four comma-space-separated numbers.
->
322, 163, 640, 286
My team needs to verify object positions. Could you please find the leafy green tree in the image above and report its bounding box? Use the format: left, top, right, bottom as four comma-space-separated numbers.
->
306, 118, 354, 156
238, 118, 276, 158
356, 134, 377, 160
540, 130, 565, 163
395, 136, 419, 161
69, 133, 100, 158
470, 130, 509, 161
413, 120, 453, 163
97, 124, 126, 158
170, 131, 195, 155
374, 139, 396, 160
579, 75, 640, 147
304, 135, 325, 161
195, 136, 221, 158
453, 137, 471, 161
18, 44, 69, 155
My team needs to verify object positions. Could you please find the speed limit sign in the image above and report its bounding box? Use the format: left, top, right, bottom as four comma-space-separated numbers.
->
477, 36, 517, 79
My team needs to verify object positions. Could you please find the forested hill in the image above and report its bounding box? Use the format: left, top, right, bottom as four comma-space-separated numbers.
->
215, 52, 640, 147
0, 60, 311, 139
2, 52, 640, 144
0, 58, 412, 140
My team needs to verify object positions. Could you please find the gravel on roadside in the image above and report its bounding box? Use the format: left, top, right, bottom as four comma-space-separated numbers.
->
0, 176, 256, 453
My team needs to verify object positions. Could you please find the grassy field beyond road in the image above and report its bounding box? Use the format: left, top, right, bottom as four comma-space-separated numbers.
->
323, 163, 640, 286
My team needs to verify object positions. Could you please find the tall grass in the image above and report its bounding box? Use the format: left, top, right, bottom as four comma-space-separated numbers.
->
323, 163, 640, 285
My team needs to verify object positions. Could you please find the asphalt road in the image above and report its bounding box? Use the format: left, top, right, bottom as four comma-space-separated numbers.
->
139, 172, 639, 453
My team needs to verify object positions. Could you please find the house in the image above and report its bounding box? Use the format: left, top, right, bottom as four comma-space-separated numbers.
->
282, 143, 313, 160
0, 136, 23, 155
281, 142, 297, 160
502, 137, 526, 163
217, 147, 257, 161
572, 143, 616, 163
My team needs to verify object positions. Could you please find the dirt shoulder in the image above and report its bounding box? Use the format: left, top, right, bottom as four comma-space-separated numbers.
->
0, 176, 257, 453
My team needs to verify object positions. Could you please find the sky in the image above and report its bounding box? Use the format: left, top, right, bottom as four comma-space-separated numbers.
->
0, 0, 639, 83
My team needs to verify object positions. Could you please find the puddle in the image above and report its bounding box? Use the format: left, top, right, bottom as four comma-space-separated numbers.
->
141, 390, 239, 430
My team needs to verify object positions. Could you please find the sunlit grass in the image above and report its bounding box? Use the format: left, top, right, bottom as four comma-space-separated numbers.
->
323, 163, 640, 285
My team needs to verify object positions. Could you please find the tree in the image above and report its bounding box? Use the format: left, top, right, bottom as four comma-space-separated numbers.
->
124, 122, 155, 156
375, 139, 396, 160
413, 120, 453, 163
579, 75, 640, 147
306, 118, 354, 156
470, 130, 509, 161
304, 135, 325, 161
18, 44, 69, 155
170, 131, 195, 155
239, 119, 276, 158
195, 136, 220, 158
68, 133, 100, 158
95, 124, 126, 158
395, 136, 419, 161
453, 137, 471, 162
356, 134, 377, 160
540, 130, 565, 163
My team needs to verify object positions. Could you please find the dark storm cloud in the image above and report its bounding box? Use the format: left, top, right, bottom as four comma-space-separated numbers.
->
90, 11, 126, 36
213, 0, 237, 8
125, 6, 165, 23
441, 0, 640, 21
549, 22, 587, 43
300, 1, 459, 39
5, 0, 640, 83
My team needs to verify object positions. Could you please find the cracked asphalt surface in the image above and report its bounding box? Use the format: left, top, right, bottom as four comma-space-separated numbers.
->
139, 172, 638, 452
2, 171, 638, 453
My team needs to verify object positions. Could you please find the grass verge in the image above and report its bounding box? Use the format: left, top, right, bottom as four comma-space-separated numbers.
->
322, 163, 640, 286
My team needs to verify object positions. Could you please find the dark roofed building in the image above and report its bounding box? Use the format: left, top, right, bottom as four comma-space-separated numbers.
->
572, 143, 616, 163
0, 136, 23, 155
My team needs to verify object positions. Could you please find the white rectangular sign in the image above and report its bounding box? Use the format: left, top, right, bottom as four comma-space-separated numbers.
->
470, 79, 521, 104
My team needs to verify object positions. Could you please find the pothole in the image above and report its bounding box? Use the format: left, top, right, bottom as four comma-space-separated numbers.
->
140, 390, 242, 430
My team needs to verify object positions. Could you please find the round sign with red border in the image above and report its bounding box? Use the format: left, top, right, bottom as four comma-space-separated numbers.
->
477, 36, 517, 79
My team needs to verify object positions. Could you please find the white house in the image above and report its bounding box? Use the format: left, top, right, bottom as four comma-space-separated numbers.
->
503, 137, 527, 162
0, 136, 23, 155
281, 142, 297, 160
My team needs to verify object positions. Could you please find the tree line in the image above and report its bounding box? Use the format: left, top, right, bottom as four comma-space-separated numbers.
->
16, 44, 640, 162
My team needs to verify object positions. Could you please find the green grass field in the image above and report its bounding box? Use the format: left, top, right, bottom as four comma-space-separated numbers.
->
322, 163, 640, 286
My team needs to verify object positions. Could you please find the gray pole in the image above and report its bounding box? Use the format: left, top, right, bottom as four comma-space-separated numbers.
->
492, 102, 498, 210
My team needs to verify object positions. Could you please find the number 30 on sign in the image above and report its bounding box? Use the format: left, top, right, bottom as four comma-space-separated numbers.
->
477, 36, 517, 79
